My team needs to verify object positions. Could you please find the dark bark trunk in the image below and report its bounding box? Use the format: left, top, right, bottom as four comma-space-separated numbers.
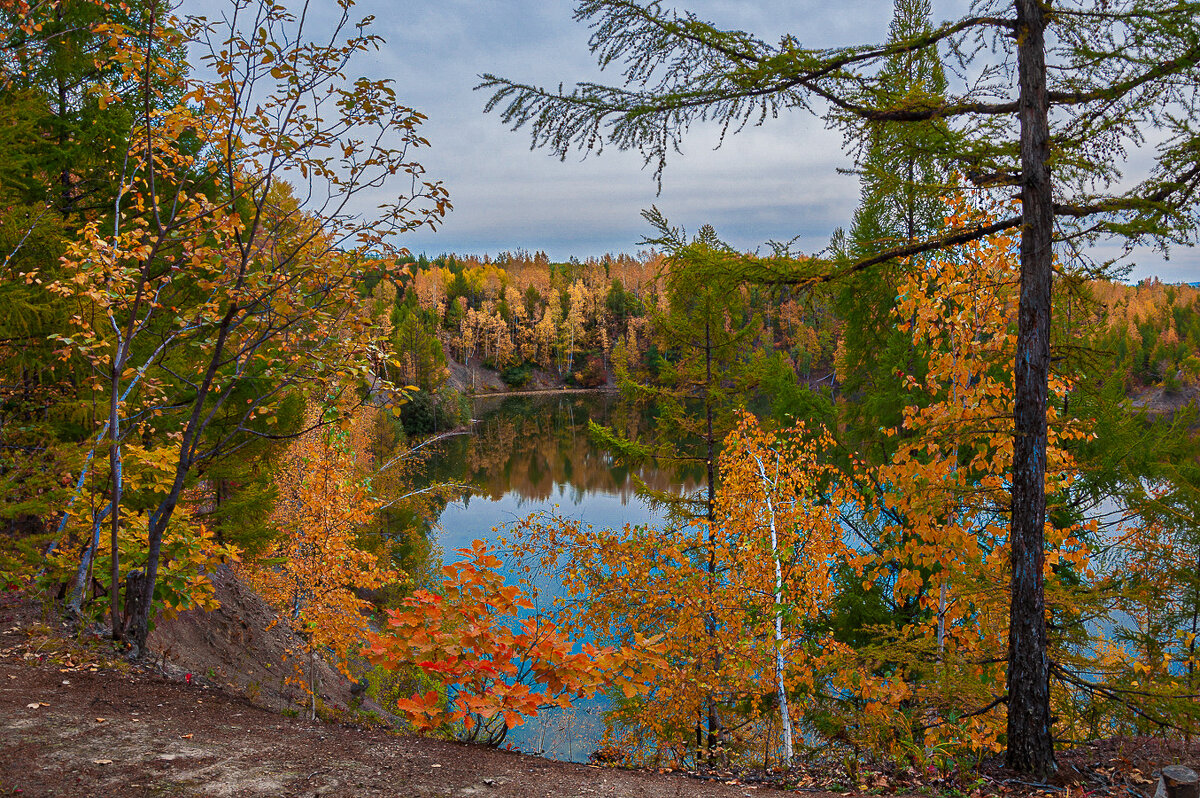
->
1006, 0, 1056, 778
120, 570, 145, 641
55, 3, 73, 214
126, 467, 182, 656
703, 315, 720, 759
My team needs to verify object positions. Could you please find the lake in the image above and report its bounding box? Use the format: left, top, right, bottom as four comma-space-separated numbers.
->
416, 393, 1150, 763
422, 392, 698, 761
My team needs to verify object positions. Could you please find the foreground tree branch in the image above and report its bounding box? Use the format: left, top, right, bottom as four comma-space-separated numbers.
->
480, 0, 1200, 777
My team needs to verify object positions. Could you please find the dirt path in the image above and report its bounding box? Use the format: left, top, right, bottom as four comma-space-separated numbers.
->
0, 647, 786, 798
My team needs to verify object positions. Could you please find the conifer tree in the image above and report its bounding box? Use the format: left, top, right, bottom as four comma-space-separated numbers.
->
0, 1, 126, 213
391, 295, 448, 394
482, 0, 1200, 773
593, 223, 763, 526
837, 0, 949, 454
0, 1, 132, 557
590, 223, 765, 759
823, 0, 955, 653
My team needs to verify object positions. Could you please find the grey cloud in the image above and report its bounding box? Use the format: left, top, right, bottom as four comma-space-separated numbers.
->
187, 0, 1199, 280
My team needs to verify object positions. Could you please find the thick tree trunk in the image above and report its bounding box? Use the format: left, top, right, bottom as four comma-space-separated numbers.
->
1158, 766, 1200, 798
109, 364, 123, 642
120, 570, 145, 642
55, 3, 73, 214
703, 316, 721, 760
1007, 0, 1056, 778
127, 500, 176, 656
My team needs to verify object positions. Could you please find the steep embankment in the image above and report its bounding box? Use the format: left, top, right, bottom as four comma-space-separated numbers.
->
1128, 384, 1200, 416
445, 355, 615, 396
0, 582, 774, 797
447, 355, 507, 394
0, 649, 775, 797
146, 564, 361, 715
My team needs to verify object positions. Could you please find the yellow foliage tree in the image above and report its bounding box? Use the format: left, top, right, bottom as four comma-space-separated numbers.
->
245, 406, 399, 717
30, 0, 447, 655
503, 426, 847, 771
501, 198, 1105, 769
715, 413, 848, 766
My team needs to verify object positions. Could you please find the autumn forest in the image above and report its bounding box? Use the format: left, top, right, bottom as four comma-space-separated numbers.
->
3, 0, 1200, 792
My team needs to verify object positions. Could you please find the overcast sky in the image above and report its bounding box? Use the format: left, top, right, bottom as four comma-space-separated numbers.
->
264, 0, 1200, 283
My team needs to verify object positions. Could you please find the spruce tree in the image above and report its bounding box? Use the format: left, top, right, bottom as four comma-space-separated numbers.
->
590, 222, 765, 760
837, 0, 950, 457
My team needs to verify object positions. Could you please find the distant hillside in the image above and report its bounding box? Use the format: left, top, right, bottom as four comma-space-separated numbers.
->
1087, 279, 1200, 393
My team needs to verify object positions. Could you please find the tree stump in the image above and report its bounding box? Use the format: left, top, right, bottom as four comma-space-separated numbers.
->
1156, 766, 1200, 798
121, 570, 145, 647
350, 677, 368, 709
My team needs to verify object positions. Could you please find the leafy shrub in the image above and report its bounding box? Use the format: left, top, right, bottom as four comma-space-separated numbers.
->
399, 390, 466, 435
500, 362, 533, 388
572, 354, 607, 388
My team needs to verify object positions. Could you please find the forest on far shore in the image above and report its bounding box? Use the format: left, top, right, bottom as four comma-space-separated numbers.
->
386, 248, 1200, 400
4, 0, 1200, 787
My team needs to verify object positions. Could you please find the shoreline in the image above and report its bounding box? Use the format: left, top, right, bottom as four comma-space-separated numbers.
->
463, 386, 617, 399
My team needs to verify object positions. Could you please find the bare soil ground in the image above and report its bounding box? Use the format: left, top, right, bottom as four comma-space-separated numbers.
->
3, 583, 1197, 798
0, 590, 786, 798
0, 653, 784, 798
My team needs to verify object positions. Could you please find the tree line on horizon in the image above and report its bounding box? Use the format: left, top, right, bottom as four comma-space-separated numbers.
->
3, 0, 1200, 782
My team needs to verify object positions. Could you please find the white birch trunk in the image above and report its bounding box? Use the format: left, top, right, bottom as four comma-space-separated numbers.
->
754, 456, 793, 767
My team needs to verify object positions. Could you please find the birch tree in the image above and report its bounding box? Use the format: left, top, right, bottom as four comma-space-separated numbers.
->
481, 0, 1200, 774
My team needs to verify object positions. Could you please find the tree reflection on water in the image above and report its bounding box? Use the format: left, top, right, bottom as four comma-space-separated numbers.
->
426, 394, 702, 530
420, 393, 699, 762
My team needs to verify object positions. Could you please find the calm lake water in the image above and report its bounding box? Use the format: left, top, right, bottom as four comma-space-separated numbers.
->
417, 393, 1148, 761
422, 392, 698, 761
